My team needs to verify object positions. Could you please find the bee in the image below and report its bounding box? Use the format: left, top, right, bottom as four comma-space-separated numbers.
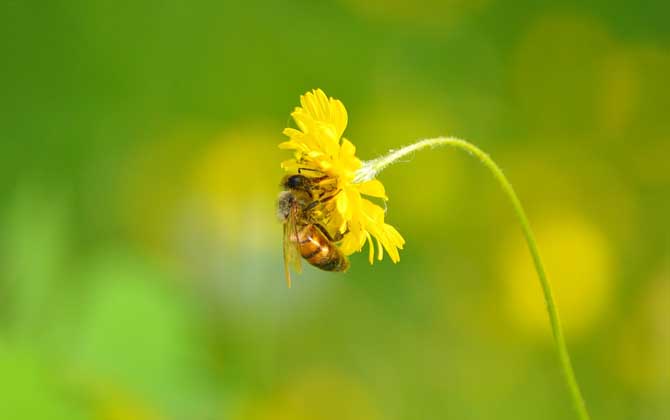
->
277, 174, 349, 287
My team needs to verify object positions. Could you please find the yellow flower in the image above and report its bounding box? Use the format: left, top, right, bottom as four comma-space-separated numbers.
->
279, 89, 405, 263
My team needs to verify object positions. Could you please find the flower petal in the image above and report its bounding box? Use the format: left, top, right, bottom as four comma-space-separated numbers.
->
340, 138, 356, 159
357, 179, 388, 200
336, 192, 348, 217
282, 127, 303, 138
367, 232, 375, 264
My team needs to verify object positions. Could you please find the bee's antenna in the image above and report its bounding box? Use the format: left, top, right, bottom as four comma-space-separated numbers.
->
298, 167, 323, 175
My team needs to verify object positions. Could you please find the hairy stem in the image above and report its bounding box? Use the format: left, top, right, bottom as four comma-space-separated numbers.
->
354, 137, 590, 420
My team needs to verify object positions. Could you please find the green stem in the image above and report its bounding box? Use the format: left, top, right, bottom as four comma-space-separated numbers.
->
355, 137, 591, 420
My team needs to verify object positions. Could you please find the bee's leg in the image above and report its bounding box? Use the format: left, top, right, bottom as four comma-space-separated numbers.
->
304, 189, 341, 212
307, 175, 331, 185
316, 176, 338, 188
315, 223, 336, 241
319, 189, 342, 203
331, 226, 350, 242
315, 223, 350, 243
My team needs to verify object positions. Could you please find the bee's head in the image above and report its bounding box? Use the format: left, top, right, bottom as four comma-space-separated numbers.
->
282, 174, 311, 191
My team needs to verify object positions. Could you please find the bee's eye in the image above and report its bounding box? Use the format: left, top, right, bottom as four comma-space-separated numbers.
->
287, 175, 303, 189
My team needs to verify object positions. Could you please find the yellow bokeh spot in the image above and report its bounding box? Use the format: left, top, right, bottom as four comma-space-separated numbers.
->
118, 124, 213, 259
90, 382, 163, 420
236, 370, 382, 420
500, 215, 613, 339
614, 266, 670, 394
190, 126, 282, 251
118, 123, 282, 261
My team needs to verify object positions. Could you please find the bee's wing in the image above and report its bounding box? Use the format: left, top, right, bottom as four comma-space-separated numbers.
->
283, 204, 302, 288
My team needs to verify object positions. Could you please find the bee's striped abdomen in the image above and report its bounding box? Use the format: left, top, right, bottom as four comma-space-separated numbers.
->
298, 225, 349, 272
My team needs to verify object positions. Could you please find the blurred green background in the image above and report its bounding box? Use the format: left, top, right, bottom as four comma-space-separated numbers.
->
1, 1, 668, 419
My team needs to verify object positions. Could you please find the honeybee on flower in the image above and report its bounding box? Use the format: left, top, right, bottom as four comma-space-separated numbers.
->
278, 89, 405, 286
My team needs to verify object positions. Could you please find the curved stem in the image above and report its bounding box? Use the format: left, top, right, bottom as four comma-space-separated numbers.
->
355, 137, 591, 420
